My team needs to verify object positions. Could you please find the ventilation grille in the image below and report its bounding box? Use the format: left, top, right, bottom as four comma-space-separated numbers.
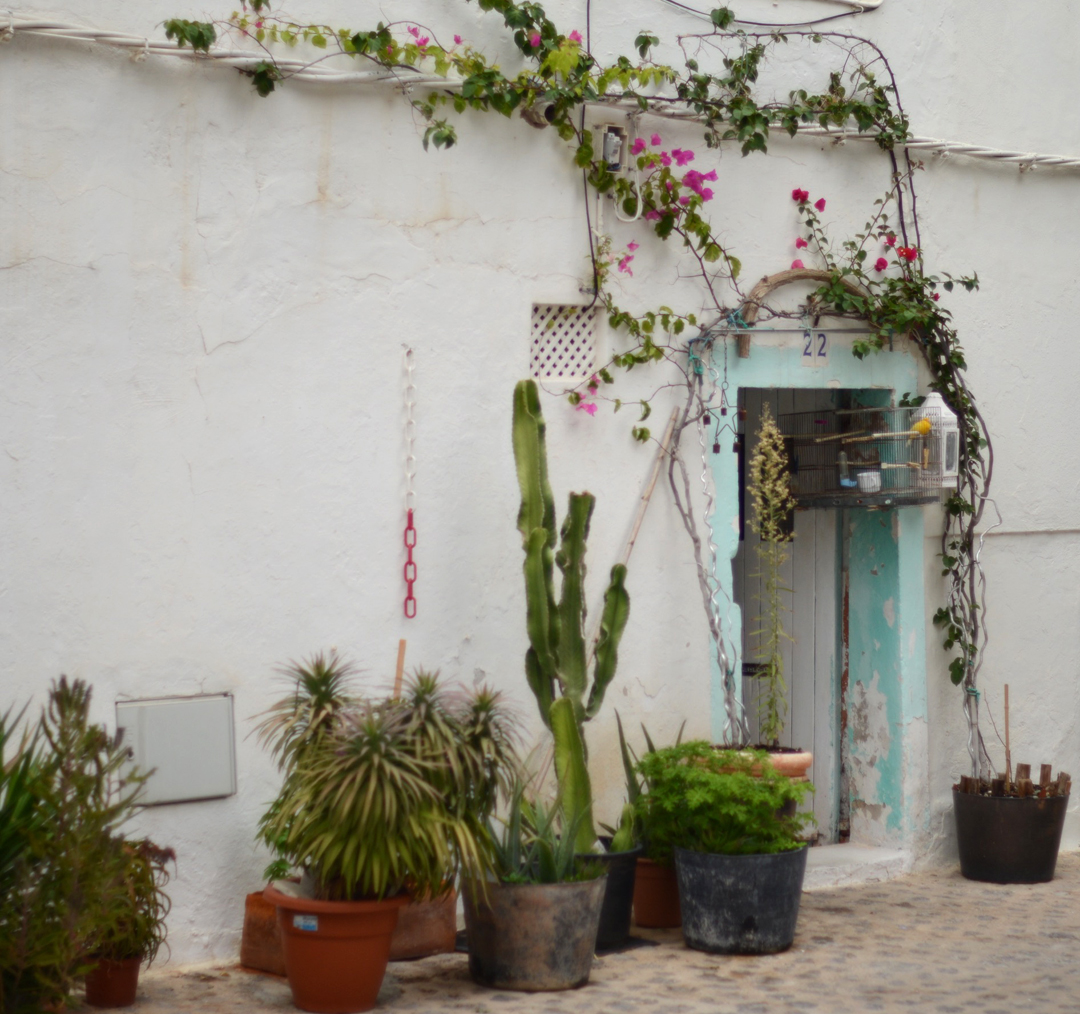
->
530, 304, 598, 380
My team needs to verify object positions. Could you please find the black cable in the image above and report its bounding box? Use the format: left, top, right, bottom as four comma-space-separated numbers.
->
581, 0, 599, 307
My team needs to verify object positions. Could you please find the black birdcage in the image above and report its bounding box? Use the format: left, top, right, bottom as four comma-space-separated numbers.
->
778, 405, 946, 508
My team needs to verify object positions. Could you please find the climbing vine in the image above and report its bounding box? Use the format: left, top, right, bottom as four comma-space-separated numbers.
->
165, 0, 994, 769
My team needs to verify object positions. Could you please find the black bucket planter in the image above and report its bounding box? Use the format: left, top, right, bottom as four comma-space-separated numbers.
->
674, 845, 808, 954
953, 788, 1069, 884
576, 840, 643, 949
462, 876, 607, 991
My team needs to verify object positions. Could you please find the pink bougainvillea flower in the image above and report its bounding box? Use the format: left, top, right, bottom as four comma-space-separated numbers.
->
645, 209, 661, 221
884, 233, 897, 247
255, 19, 264, 28
650, 133, 662, 146
454, 34, 463, 44
660, 152, 672, 167
700, 188, 714, 201
679, 196, 690, 206
791, 259, 805, 269
408, 25, 420, 37
671, 148, 694, 167
631, 137, 646, 156
569, 29, 582, 42
897, 246, 918, 262
528, 30, 541, 47
627, 241, 640, 252
905, 246, 918, 261
792, 188, 809, 203
416, 36, 429, 47
702, 169, 717, 182
932, 292, 940, 301
814, 198, 826, 212
588, 373, 600, 390
795, 237, 808, 249
874, 257, 888, 272
576, 400, 598, 416
618, 255, 634, 275
665, 180, 674, 191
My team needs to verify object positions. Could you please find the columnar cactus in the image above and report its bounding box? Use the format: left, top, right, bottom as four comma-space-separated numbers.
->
512, 379, 631, 852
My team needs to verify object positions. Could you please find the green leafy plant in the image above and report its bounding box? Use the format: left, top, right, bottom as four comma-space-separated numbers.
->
94, 838, 175, 964
611, 712, 684, 853
0, 679, 148, 1014
256, 652, 517, 901
633, 742, 811, 863
512, 378, 631, 853
486, 780, 602, 885
747, 405, 798, 747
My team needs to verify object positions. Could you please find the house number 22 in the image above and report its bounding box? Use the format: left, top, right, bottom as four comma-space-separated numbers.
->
802, 330, 828, 367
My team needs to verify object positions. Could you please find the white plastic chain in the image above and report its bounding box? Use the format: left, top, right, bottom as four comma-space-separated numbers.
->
402, 347, 417, 619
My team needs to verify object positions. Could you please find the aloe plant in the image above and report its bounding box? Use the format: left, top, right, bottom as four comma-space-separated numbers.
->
512, 379, 631, 853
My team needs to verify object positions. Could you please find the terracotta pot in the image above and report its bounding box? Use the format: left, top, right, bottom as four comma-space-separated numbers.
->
84, 956, 141, 1008
240, 890, 287, 976
388, 889, 457, 961
632, 857, 681, 928
766, 750, 813, 781
264, 884, 408, 1014
462, 877, 607, 991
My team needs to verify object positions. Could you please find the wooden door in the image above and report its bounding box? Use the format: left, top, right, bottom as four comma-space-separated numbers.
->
733, 388, 840, 841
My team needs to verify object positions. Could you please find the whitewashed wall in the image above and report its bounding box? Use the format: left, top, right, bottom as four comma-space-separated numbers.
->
3, 0, 1080, 963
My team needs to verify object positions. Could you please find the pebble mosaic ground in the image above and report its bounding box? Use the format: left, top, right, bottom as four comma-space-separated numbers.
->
88, 851, 1080, 1014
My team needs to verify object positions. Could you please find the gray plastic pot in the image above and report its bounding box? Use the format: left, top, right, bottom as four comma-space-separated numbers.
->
674, 845, 808, 954
462, 876, 607, 991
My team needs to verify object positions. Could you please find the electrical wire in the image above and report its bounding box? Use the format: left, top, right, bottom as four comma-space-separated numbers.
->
5, 16, 1080, 173
656, 0, 876, 28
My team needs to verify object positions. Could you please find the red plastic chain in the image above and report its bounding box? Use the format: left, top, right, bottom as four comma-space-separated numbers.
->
403, 508, 417, 618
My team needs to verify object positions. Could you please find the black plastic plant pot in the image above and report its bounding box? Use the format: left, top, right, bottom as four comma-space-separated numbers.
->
674, 845, 808, 954
462, 876, 607, 991
576, 842, 643, 950
953, 788, 1069, 884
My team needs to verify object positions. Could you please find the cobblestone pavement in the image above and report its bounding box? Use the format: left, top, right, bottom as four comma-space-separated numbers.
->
95, 852, 1080, 1014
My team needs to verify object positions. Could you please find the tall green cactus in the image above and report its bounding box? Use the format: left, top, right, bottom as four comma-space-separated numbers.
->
512, 379, 631, 852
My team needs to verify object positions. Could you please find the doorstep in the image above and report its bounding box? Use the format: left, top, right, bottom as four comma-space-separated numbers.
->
803, 843, 910, 890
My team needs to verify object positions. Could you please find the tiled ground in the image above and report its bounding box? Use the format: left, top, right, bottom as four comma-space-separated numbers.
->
90, 852, 1080, 1014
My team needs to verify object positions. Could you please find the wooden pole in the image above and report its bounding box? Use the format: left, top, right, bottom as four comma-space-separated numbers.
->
1004, 683, 1012, 790
394, 639, 407, 698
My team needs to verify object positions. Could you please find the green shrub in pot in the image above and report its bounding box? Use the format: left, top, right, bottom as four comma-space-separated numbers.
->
256, 652, 518, 1013
633, 743, 812, 954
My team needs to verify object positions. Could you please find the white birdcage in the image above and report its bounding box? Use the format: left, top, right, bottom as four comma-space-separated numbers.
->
918, 392, 961, 488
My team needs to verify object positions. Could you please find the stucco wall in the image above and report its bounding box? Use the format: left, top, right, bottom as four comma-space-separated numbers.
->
3, 0, 1080, 963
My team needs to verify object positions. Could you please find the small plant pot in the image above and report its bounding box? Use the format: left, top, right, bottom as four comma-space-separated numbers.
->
674, 845, 807, 954
388, 889, 458, 961
953, 788, 1069, 884
632, 857, 681, 928
462, 876, 607, 991
575, 843, 643, 949
265, 884, 408, 1014
241, 889, 287, 976
84, 956, 141, 1008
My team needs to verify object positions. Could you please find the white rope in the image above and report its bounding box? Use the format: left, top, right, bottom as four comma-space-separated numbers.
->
5, 14, 1080, 172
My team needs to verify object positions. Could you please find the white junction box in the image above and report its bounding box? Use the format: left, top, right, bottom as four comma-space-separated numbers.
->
116, 693, 237, 805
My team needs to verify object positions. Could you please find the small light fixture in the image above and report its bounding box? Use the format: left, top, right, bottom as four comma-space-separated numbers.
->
919, 392, 960, 487
600, 125, 627, 172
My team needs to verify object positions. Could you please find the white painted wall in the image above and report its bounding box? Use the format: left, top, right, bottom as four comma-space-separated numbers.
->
3, 0, 1080, 962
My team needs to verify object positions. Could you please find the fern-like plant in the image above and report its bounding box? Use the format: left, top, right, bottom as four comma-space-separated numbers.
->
256, 653, 517, 901
747, 405, 797, 747
633, 742, 811, 861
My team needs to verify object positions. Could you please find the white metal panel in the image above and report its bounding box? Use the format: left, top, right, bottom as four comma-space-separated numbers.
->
116, 694, 237, 805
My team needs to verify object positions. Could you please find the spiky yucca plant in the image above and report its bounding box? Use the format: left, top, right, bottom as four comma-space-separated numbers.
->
256, 653, 517, 901
747, 405, 797, 747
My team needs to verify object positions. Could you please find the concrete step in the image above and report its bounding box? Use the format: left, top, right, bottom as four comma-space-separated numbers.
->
803, 842, 911, 890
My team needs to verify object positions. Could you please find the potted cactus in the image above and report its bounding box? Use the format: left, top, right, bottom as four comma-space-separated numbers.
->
511, 380, 637, 944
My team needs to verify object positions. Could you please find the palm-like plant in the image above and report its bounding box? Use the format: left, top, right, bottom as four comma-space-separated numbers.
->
256, 653, 517, 901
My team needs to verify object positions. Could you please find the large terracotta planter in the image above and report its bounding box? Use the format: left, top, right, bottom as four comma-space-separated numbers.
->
463, 877, 606, 991
767, 750, 813, 782
632, 857, 681, 928
264, 884, 407, 1014
241, 890, 287, 976
84, 956, 141, 1008
388, 890, 458, 961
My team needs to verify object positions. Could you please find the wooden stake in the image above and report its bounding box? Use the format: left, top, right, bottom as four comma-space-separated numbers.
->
1016, 762, 1031, 782
1039, 763, 1053, 798
394, 639, 407, 699
1004, 684, 1012, 790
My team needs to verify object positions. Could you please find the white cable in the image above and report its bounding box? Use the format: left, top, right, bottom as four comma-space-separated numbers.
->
6, 14, 1080, 173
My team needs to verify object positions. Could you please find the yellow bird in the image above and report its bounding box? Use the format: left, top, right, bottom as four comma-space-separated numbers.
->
911, 418, 932, 436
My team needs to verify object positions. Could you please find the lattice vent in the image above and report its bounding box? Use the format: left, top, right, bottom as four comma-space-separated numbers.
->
530, 304, 598, 380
